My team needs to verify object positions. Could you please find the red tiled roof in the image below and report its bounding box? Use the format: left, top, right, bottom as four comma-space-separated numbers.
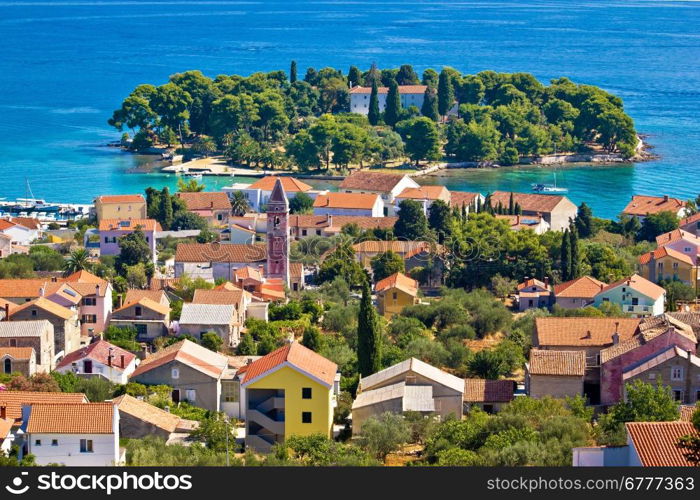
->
535, 317, 641, 347
247, 176, 312, 192
528, 349, 585, 376
174, 243, 266, 263
124, 289, 168, 306
26, 402, 114, 434
130, 339, 228, 379
62, 270, 108, 285
638, 246, 695, 266
313, 193, 380, 210
352, 240, 440, 259
176, 192, 232, 211
234, 266, 263, 282
339, 171, 411, 192
0, 279, 64, 299
680, 212, 700, 228
517, 278, 548, 291
349, 85, 427, 95
10, 297, 75, 320
96, 195, 145, 204
289, 261, 303, 280
489, 191, 570, 213
396, 186, 450, 201
623, 195, 686, 217
463, 379, 515, 403
375, 272, 418, 296
655, 228, 700, 246
192, 289, 245, 306
0, 220, 18, 231
450, 191, 481, 208
0, 417, 13, 437
6, 217, 41, 230
56, 339, 136, 372
0, 347, 35, 360
98, 219, 161, 232
599, 274, 665, 301
241, 342, 337, 388
0, 391, 87, 421
112, 297, 170, 316
554, 276, 607, 298
626, 421, 697, 466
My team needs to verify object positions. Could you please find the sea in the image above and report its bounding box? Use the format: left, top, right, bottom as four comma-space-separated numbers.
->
0, 0, 699, 219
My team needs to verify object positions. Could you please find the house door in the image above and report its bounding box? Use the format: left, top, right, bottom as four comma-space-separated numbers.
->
83, 360, 93, 373
172, 389, 181, 403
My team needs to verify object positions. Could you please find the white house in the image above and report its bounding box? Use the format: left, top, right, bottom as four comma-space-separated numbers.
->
0, 219, 37, 246
54, 339, 138, 384
22, 402, 122, 466
394, 185, 451, 216
593, 274, 666, 317
349, 85, 427, 115
338, 171, 420, 216
313, 193, 384, 218
223, 176, 324, 213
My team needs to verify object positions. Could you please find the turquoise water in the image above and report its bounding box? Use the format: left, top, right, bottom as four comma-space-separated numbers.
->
1, 0, 699, 219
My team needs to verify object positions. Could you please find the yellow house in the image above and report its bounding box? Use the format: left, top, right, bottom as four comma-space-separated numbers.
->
638, 246, 698, 285
239, 342, 339, 452
94, 194, 147, 222
375, 272, 419, 319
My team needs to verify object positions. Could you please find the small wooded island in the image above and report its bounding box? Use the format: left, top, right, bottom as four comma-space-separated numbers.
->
108, 63, 640, 171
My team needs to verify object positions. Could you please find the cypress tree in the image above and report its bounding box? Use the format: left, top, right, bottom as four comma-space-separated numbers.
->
560, 228, 571, 281
437, 69, 454, 117
301, 325, 322, 352
368, 80, 380, 126
348, 65, 362, 88
508, 192, 514, 215
514, 202, 522, 215
357, 280, 381, 376
569, 224, 581, 279
290, 60, 297, 83
160, 186, 173, 230
421, 87, 439, 122
384, 80, 401, 127
575, 202, 594, 238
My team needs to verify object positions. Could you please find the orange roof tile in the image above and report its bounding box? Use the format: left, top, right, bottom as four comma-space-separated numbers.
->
62, 270, 108, 285
655, 228, 700, 246
0, 347, 35, 360
626, 421, 697, 466
517, 278, 548, 291
112, 297, 170, 317
214, 281, 244, 291
99, 218, 161, 232
375, 272, 418, 296
56, 339, 136, 372
96, 194, 145, 204
396, 186, 450, 201
0, 391, 87, 421
247, 176, 312, 192
313, 193, 380, 210
130, 339, 228, 379
623, 195, 686, 217
450, 191, 481, 208
489, 191, 570, 213
638, 246, 695, 266
535, 317, 641, 347
10, 297, 75, 320
6, 217, 41, 230
175, 243, 266, 263
234, 266, 264, 282
176, 192, 232, 211
463, 379, 515, 403
0, 220, 17, 231
26, 402, 114, 434
352, 240, 439, 259
339, 171, 411, 192
113, 394, 181, 433
0, 279, 64, 299
124, 289, 168, 306
0, 417, 13, 437
680, 212, 700, 228
192, 289, 245, 306
289, 261, 303, 280
241, 342, 337, 388
528, 349, 585, 376
554, 276, 607, 298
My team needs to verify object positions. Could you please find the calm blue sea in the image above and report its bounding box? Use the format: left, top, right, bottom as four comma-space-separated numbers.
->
0, 0, 699, 219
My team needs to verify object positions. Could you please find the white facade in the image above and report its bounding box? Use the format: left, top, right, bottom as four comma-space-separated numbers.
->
593, 281, 665, 317
0, 224, 36, 245
349, 86, 426, 115
341, 175, 419, 216
223, 184, 327, 213
313, 197, 385, 218
55, 357, 137, 385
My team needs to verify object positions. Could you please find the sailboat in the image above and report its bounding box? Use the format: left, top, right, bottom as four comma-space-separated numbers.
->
532, 170, 568, 194
9, 179, 61, 213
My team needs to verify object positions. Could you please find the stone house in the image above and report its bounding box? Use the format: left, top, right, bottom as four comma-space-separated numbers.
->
9, 297, 81, 359
178, 303, 241, 347
0, 347, 36, 377
516, 278, 552, 311
110, 297, 171, 342
113, 394, 196, 442
174, 243, 267, 282
176, 192, 232, 228
487, 191, 578, 232
526, 349, 585, 399
0, 320, 54, 372
463, 379, 515, 413
338, 171, 420, 216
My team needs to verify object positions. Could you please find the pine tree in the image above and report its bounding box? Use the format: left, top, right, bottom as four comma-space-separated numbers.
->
357, 280, 381, 377
575, 202, 594, 238
384, 80, 401, 127
301, 325, 322, 352
348, 65, 362, 88
290, 60, 297, 83
160, 187, 173, 230
368, 80, 380, 126
569, 223, 581, 279
560, 228, 571, 281
437, 69, 454, 117
421, 87, 439, 122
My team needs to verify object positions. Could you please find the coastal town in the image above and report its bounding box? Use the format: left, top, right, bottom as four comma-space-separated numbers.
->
1, 62, 699, 469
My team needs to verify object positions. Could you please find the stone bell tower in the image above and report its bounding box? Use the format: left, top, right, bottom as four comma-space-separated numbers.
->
266, 178, 289, 286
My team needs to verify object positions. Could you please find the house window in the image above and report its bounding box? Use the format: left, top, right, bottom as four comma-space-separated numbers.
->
315, 230, 321, 236
218, 214, 223, 221
3, 358, 11, 374
104, 237, 109, 244
302, 411, 312, 423
31, 309, 37, 317
80, 439, 93, 453
135, 324, 147, 339
648, 373, 656, 380
221, 381, 240, 403
9, 339, 16, 347
672, 367, 683, 381
302, 387, 312, 399
171, 368, 180, 379
35, 440, 41, 446
632, 297, 639, 306
673, 262, 679, 270
673, 390, 683, 402
301, 230, 307, 236
81, 314, 97, 324
185, 389, 196, 401
82, 297, 97, 306
135, 306, 142, 317
52, 439, 58, 446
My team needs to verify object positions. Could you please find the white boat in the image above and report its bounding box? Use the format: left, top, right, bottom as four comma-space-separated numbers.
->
182, 172, 203, 179
532, 170, 568, 193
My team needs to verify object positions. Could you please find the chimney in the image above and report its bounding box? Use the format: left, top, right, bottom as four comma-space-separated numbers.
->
210, 200, 214, 209
612, 321, 620, 344
121, 354, 125, 368
663, 195, 669, 202
39, 287, 44, 297
584, 330, 592, 339
4, 303, 8, 321
0, 406, 5, 419
118, 294, 123, 308
544, 276, 550, 288
107, 347, 113, 367
51, 276, 57, 283
95, 284, 100, 296
600, 283, 604, 291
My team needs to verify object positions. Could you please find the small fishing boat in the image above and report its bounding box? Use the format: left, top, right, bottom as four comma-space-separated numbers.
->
182, 171, 203, 179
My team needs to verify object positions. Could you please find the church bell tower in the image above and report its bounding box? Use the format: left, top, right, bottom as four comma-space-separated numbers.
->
266, 178, 290, 286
